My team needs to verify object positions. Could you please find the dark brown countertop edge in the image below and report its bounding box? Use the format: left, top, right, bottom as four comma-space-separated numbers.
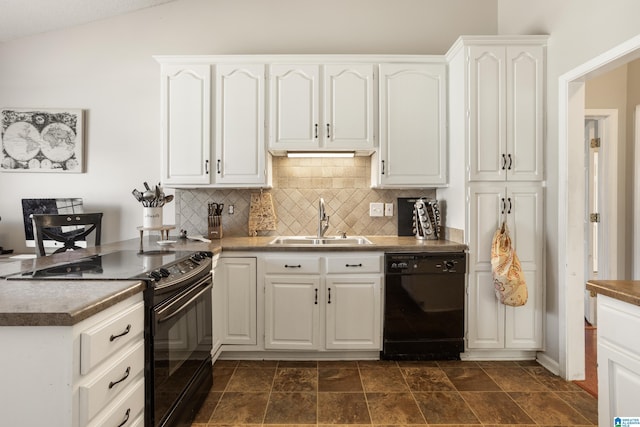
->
586, 280, 640, 307
0, 281, 145, 327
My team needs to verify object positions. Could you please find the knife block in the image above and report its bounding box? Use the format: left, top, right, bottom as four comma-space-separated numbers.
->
207, 215, 222, 239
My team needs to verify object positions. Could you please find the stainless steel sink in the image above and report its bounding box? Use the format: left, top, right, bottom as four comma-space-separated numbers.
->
269, 236, 373, 246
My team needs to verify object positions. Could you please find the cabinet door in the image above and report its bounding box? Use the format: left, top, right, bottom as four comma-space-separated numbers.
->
468, 46, 506, 182
467, 184, 506, 349
217, 258, 257, 345
269, 64, 320, 150
378, 63, 447, 186
323, 64, 375, 150
264, 275, 320, 350
214, 64, 266, 185
506, 45, 544, 181
504, 183, 544, 349
325, 276, 381, 350
160, 64, 211, 185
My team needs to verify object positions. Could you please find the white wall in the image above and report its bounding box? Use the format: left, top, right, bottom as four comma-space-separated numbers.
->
497, 0, 640, 368
0, 0, 498, 253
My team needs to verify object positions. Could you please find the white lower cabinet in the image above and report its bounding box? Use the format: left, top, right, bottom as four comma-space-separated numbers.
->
466, 183, 543, 353
0, 293, 144, 427
217, 257, 257, 345
597, 295, 640, 425
263, 253, 382, 352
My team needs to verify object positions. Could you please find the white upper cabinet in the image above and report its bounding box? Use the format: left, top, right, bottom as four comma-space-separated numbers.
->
268, 63, 375, 153
375, 62, 447, 187
214, 64, 267, 185
468, 44, 544, 181
323, 64, 375, 150
160, 63, 211, 186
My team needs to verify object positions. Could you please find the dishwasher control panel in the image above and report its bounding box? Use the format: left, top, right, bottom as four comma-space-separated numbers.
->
386, 252, 466, 274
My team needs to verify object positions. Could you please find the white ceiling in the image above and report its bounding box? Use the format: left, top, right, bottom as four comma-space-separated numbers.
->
0, 0, 177, 43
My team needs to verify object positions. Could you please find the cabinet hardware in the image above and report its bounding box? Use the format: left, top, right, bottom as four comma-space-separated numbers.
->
217, 159, 221, 174
205, 159, 209, 174
314, 288, 318, 304
315, 124, 318, 139
327, 287, 332, 304
109, 324, 131, 342
507, 197, 512, 214
116, 408, 131, 427
501, 198, 506, 215
108, 366, 131, 389
284, 264, 301, 268
381, 160, 385, 175
507, 154, 513, 170
345, 263, 362, 267
502, 154, 507, 170
326, 123, 330, 138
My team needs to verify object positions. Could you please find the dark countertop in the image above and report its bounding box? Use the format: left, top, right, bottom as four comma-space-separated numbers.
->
0, 235, 465, 327
586, 280, 640, 307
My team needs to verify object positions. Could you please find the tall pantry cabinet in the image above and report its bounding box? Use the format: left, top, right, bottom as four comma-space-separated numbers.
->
442, 36, 548, 359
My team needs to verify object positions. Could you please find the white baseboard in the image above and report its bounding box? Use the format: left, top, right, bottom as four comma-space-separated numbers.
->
535, 351, 561, 376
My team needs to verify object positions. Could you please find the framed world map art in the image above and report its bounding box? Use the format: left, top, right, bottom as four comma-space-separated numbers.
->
1, 108, 84, 173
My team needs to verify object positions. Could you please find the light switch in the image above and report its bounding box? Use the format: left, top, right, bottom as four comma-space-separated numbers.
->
369, 202, 384, 217
384, 203, 394, 216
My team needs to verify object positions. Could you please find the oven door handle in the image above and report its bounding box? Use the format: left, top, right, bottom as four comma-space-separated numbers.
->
156, 280, 212, 324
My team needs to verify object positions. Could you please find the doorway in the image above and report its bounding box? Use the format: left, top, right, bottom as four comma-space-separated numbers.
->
559, 35, 639, 381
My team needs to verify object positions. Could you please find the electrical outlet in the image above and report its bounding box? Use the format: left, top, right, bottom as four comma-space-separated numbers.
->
228, 205, 234, 215
369, 202, 384, 217
384, 203, 394, 216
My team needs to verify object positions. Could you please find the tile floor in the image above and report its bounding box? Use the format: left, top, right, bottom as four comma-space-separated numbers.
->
192, 359, 598, 426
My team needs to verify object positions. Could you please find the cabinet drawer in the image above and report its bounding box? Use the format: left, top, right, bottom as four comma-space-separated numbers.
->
80, 301, 144, 374
326, 256, 382, 274
598, 295, 640, 355
80, 341, 144, 425
87, 376, 144, 427
264, 257, 321, 274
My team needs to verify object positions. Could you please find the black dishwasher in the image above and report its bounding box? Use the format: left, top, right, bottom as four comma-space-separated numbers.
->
382, 252, 466, 360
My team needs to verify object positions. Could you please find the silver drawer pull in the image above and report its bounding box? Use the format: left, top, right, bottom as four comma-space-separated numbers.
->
116, 408, 131, 427
109, 366, 131, 389
345, 263, 363, 267
110, 324, 131, 342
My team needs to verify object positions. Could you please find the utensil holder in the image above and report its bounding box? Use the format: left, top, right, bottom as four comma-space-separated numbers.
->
208, 215, 223, 239
143, 207, 163, 228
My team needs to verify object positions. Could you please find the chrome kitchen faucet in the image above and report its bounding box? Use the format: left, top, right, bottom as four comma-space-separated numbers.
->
317, 197, 330, 238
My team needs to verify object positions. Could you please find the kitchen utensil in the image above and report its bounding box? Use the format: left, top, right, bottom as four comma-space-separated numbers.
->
132, 189, 143, 202
187, 235, 212, 243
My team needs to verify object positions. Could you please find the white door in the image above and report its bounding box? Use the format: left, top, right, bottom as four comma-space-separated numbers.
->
325, 276, 381, 350
378, 63, 447, 186
269, 64, 320, 150
584, 118, 600, 325
264, 275, 320, 350
161, 64, 211, 185
323, 64, 375, 150
214, 64, 266, 185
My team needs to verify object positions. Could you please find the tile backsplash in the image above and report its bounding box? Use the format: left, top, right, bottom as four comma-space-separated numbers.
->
176, 157, 436, 238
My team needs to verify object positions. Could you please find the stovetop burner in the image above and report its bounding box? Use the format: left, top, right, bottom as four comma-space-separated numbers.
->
6, 250, 201, 282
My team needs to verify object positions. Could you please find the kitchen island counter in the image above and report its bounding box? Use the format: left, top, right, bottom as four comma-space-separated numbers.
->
586, 279, 640, 307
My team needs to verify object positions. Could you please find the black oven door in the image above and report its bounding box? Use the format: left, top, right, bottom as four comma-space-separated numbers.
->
150, 274, 213, 427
